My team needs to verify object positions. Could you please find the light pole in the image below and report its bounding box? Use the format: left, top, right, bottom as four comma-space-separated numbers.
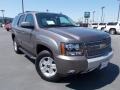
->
101, 6, 105, 23
117, 0, 120, 22
92, 11, 95, 23
22, 0, 24, 13
0, 10, 5, 24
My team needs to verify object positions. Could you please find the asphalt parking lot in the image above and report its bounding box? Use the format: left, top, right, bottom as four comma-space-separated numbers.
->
0, 28, 120, 90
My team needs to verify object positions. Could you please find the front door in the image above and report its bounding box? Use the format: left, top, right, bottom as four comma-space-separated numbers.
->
21, 14, 35, 55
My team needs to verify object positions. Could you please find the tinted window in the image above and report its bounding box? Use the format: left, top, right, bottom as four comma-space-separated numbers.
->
99, 23, 106, 25
25, 14, 34, 25
92, 23, 98, 25
60, 17, 71, 24
12, 16, 19, 26
107, 22, 117, 25
36, 13, 77, 28
18, 15, 25, 26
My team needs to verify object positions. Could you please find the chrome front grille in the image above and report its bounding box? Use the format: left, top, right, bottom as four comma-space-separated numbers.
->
85, 37, 112, 59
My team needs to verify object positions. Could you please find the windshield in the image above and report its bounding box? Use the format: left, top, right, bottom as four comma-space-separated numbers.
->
36, 13, 77, 28
92, 23, 98, 25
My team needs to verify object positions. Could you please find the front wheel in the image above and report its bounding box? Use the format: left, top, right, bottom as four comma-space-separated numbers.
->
101, 27, 105, 30
109, 29, 116, 35
35, 50, 61, 82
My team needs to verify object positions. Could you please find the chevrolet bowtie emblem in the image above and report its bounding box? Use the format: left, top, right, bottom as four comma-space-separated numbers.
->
100, 44, 107, 49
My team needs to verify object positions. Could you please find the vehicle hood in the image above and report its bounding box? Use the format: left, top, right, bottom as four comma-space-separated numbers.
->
46, 27, 110, 42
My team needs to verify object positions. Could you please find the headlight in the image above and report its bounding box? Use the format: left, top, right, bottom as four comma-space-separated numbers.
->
60, 43, 84, 56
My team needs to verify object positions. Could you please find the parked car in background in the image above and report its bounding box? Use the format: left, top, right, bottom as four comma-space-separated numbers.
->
104, 22, 120, 34
90, 23, 99, 29
97, 23, 106, 30
4, 22, 11, 31
0, 23, 2, 27
2, 24, 5, 28
79, 23, 89, 27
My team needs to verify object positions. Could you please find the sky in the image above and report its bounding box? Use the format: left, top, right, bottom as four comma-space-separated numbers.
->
0, 0, 119, 22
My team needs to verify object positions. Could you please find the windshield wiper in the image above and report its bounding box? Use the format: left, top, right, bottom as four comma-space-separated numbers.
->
43, 25, 60, 28
43, 24, 77, 28
60, 24, 77, 27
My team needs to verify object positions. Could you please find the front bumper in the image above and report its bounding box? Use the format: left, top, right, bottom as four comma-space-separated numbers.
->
84, 51, 113, 73
55, 51, 113, 75
116, 29, 120, 34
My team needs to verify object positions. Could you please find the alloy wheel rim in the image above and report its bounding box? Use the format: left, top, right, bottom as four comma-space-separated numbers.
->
39, 57, 57, 77
111, 30, 115, 34
14, 41, 17, 51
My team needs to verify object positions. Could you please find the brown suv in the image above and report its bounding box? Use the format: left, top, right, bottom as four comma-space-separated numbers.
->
11, 11, 113, 82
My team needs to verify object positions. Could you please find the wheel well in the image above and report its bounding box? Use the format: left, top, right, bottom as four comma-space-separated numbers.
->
109, 28, 116, 33
93, 27, 97, 29
101, 27, 105, 30
12, 34, 15, 41
36, 45, 52, 55
110, 28, 116, 31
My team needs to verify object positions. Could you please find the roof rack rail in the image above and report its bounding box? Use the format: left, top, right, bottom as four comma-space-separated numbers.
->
18, 13, 23, 15
25, 11, 37, 12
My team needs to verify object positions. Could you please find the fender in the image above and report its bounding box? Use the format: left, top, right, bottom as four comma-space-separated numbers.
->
35, 34, 59, 56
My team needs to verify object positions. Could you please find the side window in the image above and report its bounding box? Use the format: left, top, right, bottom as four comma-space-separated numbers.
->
17, 15, 25, 27
12, 16, 19, 26
25, 14, 34, 25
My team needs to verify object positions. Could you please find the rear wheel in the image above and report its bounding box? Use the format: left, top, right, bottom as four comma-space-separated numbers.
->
109, 29, 116, 35
13, 38, 22, 54
93, 27, 97, 29
6, 29, 9, 31
35, 50, 61, 82
101, 27, 104, 30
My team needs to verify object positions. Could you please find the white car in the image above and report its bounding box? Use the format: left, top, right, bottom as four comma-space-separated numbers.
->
97, 23, 106, 30
104, 22, 120, 34
90, 23, 99, 29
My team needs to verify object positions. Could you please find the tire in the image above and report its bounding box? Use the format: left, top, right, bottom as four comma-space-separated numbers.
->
6, 29, 9, 31
35, 50, 61, 82
101, 27, 104, 30
13, 38, 22, 54
93, 27, 97, 29
109, 29, 116, 35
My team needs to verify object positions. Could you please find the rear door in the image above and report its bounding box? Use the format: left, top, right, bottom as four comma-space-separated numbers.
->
14, 14, 25, 46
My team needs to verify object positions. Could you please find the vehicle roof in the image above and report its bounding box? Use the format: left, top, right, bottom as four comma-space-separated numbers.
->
18, 11, 63, 16
92, 23, 98, 25
107, 22, 117, 23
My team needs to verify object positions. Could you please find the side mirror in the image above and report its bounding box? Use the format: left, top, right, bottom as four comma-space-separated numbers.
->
21, 22, 34, 29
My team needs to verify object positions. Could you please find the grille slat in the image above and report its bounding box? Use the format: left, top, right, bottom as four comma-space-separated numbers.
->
85, 37, 112, 59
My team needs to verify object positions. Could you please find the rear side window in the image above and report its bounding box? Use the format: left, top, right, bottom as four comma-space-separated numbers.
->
92, 23, 98, 25
12, 16, 19, 26
99, 23, 106, 25
17, 15, 25, 27
107, 22, 117, 25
